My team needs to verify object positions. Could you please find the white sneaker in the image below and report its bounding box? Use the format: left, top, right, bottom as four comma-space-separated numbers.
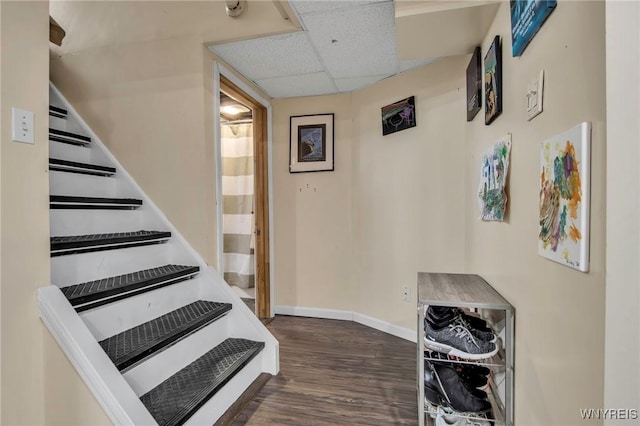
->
434, 406, 492, 426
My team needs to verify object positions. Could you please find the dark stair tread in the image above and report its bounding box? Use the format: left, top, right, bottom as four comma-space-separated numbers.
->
49, 158, 116, 177
50, 230, 171, 253
49, 128, 91, 142
99, 300, 232, 371
140, 338, 265, 426
49, 105, 68, 118
50, 195, 143, 209
62, 264, 199, 308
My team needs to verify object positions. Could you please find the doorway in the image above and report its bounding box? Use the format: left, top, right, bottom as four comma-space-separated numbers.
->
217, 72, 271, 320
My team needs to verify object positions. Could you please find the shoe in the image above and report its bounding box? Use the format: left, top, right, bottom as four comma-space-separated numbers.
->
425, 351, 490, 390
453, 316, 496, 343
426, 308, 496, 342
424, 361, 492, 413
425, 321, 498, 360
435, 406, 492, 426
454, 308, 493, 333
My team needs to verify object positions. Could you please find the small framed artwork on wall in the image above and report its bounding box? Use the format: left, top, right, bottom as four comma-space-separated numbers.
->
484, 36, 502, 125
466, 46, 482, 122
381, 96, 416, 136
289, 113, 334, 173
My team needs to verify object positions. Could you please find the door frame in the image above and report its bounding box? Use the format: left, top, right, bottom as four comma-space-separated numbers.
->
213, 62, 275, 318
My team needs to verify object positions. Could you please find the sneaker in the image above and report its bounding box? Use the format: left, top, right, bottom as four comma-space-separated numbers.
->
435, 406, 492, 426
424, 361, 492, 413
425, 321, 498, 360
453, 316, 496, 343
454, 308, 493, 333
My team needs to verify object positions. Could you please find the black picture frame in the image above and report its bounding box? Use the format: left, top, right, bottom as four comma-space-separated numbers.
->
381, 96, 416, 136
466, 46, 482, 122
289, 113, 334, 173
484, 36, 503, 125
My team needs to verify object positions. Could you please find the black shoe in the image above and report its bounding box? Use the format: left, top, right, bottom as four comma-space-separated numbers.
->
424, 361, 492, 413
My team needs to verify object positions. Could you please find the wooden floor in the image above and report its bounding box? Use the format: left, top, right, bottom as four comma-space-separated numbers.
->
233, 315, 418, 425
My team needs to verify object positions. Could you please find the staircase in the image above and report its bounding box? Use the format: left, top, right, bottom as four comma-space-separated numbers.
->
38, 83, 278, 425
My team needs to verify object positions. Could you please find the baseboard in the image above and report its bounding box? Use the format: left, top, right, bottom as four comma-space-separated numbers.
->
274, 305, 416, 342
352, 312, 416, 343
274, 305, 353, 321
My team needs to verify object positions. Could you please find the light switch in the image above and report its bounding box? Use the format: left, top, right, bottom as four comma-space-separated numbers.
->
526, 70, 544, 121
12, 108, 35, 144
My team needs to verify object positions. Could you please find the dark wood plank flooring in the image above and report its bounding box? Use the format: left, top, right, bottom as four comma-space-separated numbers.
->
233, 315, 418, 425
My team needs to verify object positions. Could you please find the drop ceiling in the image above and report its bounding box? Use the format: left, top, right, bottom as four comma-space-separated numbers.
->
209, 0, 500, 99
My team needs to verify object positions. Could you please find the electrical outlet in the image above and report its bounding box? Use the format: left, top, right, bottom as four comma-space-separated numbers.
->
402, 285, 410, 302
526, 70, 544, 121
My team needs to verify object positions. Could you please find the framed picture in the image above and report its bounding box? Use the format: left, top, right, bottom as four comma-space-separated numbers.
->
484, 36, 502, 125
511, 0, 557, 57
466, 46, 482, 122
289, 113, 334, 173
538, 122, 591, 272
381, 96, 416, 136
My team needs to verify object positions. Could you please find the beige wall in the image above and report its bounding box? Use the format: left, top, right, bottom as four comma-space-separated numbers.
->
351, 57, 468, 329
51, 35, 219, 265
0, 1, 49, 424
272, 94, 355, 311
272, 58, 467, 322
465, 1, 606, 424
604, 0, 640, 420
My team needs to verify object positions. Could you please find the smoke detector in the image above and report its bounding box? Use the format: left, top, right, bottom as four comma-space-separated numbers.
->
225, 0, 247, 17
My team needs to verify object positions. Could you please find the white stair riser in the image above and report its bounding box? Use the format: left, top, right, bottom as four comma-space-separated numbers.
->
50, 170, 117, 198
50, 209, 144, 236
49, 141, 92, 164
184, 354, 263, 426
124, 318, 230, 396
51, 241, 182, 286
49, 115, 67, 130
80, 277, 202, 340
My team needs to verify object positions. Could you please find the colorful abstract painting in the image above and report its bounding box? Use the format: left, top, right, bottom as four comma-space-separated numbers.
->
538, 122, 591, 272
478, 134, 511, 221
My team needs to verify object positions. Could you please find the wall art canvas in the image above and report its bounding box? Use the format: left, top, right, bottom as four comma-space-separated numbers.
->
478, 134, 512, 221
484, 36, 502, 125
538, 122, 591, 272
466, 46, 482, 122
511, 0, 557, 57
290, 113, 334, 173
381, 96, 416, 136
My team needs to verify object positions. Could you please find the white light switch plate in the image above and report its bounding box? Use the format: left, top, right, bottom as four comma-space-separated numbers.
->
526, 70, 544, 121
12, 108, 35, 144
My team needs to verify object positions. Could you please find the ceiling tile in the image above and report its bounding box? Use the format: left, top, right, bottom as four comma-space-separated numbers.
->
255, 72, 337, 98
292, 0, 385, 16
334, 74, 393, 92
208, 32, 323, 80
302, 1, 397, 79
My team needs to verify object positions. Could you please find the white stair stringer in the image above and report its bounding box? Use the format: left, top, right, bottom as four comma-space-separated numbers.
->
39, 82, 279, 426
38, 287, 157, 426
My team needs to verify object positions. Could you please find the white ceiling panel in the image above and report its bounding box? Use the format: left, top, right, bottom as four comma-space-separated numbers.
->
302, 1, 397, 79
208, 32, 324, 80
292, 0, 385, 15
255, 72, 337, 98
334, 74, 393, 92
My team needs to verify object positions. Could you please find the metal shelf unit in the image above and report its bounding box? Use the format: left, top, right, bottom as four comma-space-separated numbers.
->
417, 273, 514, 426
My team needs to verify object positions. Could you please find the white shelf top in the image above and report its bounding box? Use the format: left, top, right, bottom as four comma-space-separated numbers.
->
417, 272, 513, 310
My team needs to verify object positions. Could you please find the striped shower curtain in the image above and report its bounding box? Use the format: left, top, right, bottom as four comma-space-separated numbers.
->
221, 123, 255, 289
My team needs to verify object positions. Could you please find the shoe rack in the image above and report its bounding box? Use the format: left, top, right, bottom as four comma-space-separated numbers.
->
417, 273, 515, 426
